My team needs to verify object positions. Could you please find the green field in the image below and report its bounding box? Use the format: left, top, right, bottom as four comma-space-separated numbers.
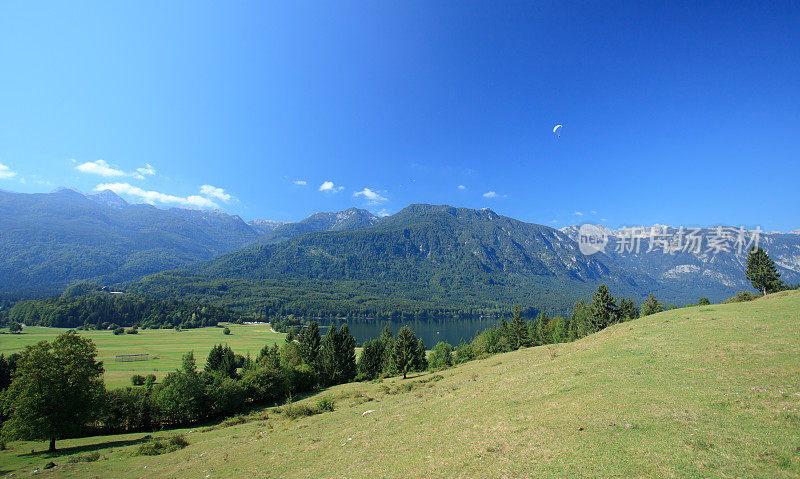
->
0, 324, 285, 388
1, 291, 799, 477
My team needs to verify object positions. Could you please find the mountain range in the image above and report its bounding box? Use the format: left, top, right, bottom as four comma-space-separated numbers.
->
1, 188, 798, 317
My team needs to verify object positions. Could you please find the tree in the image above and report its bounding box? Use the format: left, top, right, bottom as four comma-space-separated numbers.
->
509, 305, 528, 350
745, 247, 782, 295
618, 298, 639, 321
156, 352, 208, 425
1, 332, 104, 451
357, 339, 385, 380
568, 300, 592, 340
392, 326, 425, 379
297, 322, 321, 365
640, 293, 664, 316
429, 342, 454, 369
590, 284, 618, 329
206, 344, 237, 378
317, 325, 356, 386
698, 297, 711, 306
8, 323, 21, 334
223, 327, 231, 335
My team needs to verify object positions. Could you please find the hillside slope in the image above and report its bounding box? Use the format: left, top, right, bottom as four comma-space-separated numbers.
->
8, 290, 799, 477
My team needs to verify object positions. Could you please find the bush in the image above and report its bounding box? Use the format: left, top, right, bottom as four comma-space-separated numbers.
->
113, 327, 125, 335
208, 375, 247, 416
698, 297, 711, 306
126, 327, 138, 334
223, 327, 231, 335
134, 434, 189, 456
131, 374, 146, 386
286, 363, 317, 393
315, 396, 335, 412
724, 291, 759, 303
8, 322, 22, 334
67, 451, 101, 463
241, 366, 288, 404
145, 374, 156, 387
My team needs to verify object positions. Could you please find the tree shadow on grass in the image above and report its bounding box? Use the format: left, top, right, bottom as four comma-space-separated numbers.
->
20, 435, 150, 459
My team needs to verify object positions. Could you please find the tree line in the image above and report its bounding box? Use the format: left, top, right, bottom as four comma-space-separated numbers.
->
2, 293, 261, 330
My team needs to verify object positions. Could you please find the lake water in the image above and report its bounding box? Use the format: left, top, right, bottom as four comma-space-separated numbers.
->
318, 317, 503, 347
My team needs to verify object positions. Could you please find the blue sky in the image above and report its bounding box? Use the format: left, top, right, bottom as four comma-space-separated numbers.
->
1, 1, 798, 230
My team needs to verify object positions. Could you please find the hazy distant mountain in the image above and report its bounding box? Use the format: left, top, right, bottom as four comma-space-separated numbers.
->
0, 189, 259, 294
560, 224, 800, 294
255, 207, 380, 244
247, 219, 289, 235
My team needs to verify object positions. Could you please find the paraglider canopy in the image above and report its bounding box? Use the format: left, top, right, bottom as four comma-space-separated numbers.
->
553, 124, 563, 138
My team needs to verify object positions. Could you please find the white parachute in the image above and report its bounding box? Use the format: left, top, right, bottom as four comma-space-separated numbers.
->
553, 124, 563, 138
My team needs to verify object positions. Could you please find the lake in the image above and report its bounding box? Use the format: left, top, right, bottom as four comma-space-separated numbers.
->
318, 316, 503, 347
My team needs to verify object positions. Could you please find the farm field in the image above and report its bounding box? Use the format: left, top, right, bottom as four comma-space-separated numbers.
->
0, 323, 285, 388
1, 290, 798, 477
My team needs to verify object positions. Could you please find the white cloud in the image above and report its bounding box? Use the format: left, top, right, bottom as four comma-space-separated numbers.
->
375, 208, 391, 217
319, 181, 343, 193
200, 184, 232, 202
0, 163, 17, 179
76, 159, 156, 180
294, 180, 307, 186
95, 183, 218, 209
590, 210, 597, 215
457, 185, 466, 190
136, 163, 156, 177
353, 187, 387, 204
574, 211, 584, 216
76, 159, 125, 177
483, 191, 497, 198
550, 219, 559, 224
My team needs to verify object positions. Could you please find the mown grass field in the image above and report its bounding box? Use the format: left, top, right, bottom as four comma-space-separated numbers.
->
1, 291, 799, 478
0, 323, 285, 388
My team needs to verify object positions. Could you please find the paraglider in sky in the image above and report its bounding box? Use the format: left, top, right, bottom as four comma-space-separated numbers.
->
553, 124, 563, 138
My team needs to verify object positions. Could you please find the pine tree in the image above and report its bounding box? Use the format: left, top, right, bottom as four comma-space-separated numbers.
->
392, 326, 423, 379
618, 298, 639, 321
640, 293, 664, 316
745, 247, 782, 295
509, 305, 528, 350
590, 283, 618, 329
297, 321, 321, 366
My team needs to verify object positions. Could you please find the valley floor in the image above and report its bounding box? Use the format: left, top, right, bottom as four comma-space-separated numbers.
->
2, 291, 799, 478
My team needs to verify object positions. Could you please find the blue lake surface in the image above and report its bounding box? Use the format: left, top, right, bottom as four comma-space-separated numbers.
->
317, 317, 503, 347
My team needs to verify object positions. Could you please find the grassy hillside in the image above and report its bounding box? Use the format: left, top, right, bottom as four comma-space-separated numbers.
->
2, 291, 798, 477
0, 324, 284, 388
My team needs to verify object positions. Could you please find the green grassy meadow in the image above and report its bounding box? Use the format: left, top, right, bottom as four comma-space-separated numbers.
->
1, 291, 799, 477
0, 324, 285, 388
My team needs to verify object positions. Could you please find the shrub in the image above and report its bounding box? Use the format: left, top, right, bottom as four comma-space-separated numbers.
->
241, 366, 288, 404
134, 434, 189, 456
113, 327, 125, 335
315, 396, 335, 412
223, 327, 231, 335
698, 297, 711, 306
286, 363, 317, 393
208, 375, 247, 416
8, 322, 22, 334
145, 374, 156, 388
126, 327, 138, 334
131, 374, 146, 386
67, 451, 101, 463
724, 291, 759, 303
